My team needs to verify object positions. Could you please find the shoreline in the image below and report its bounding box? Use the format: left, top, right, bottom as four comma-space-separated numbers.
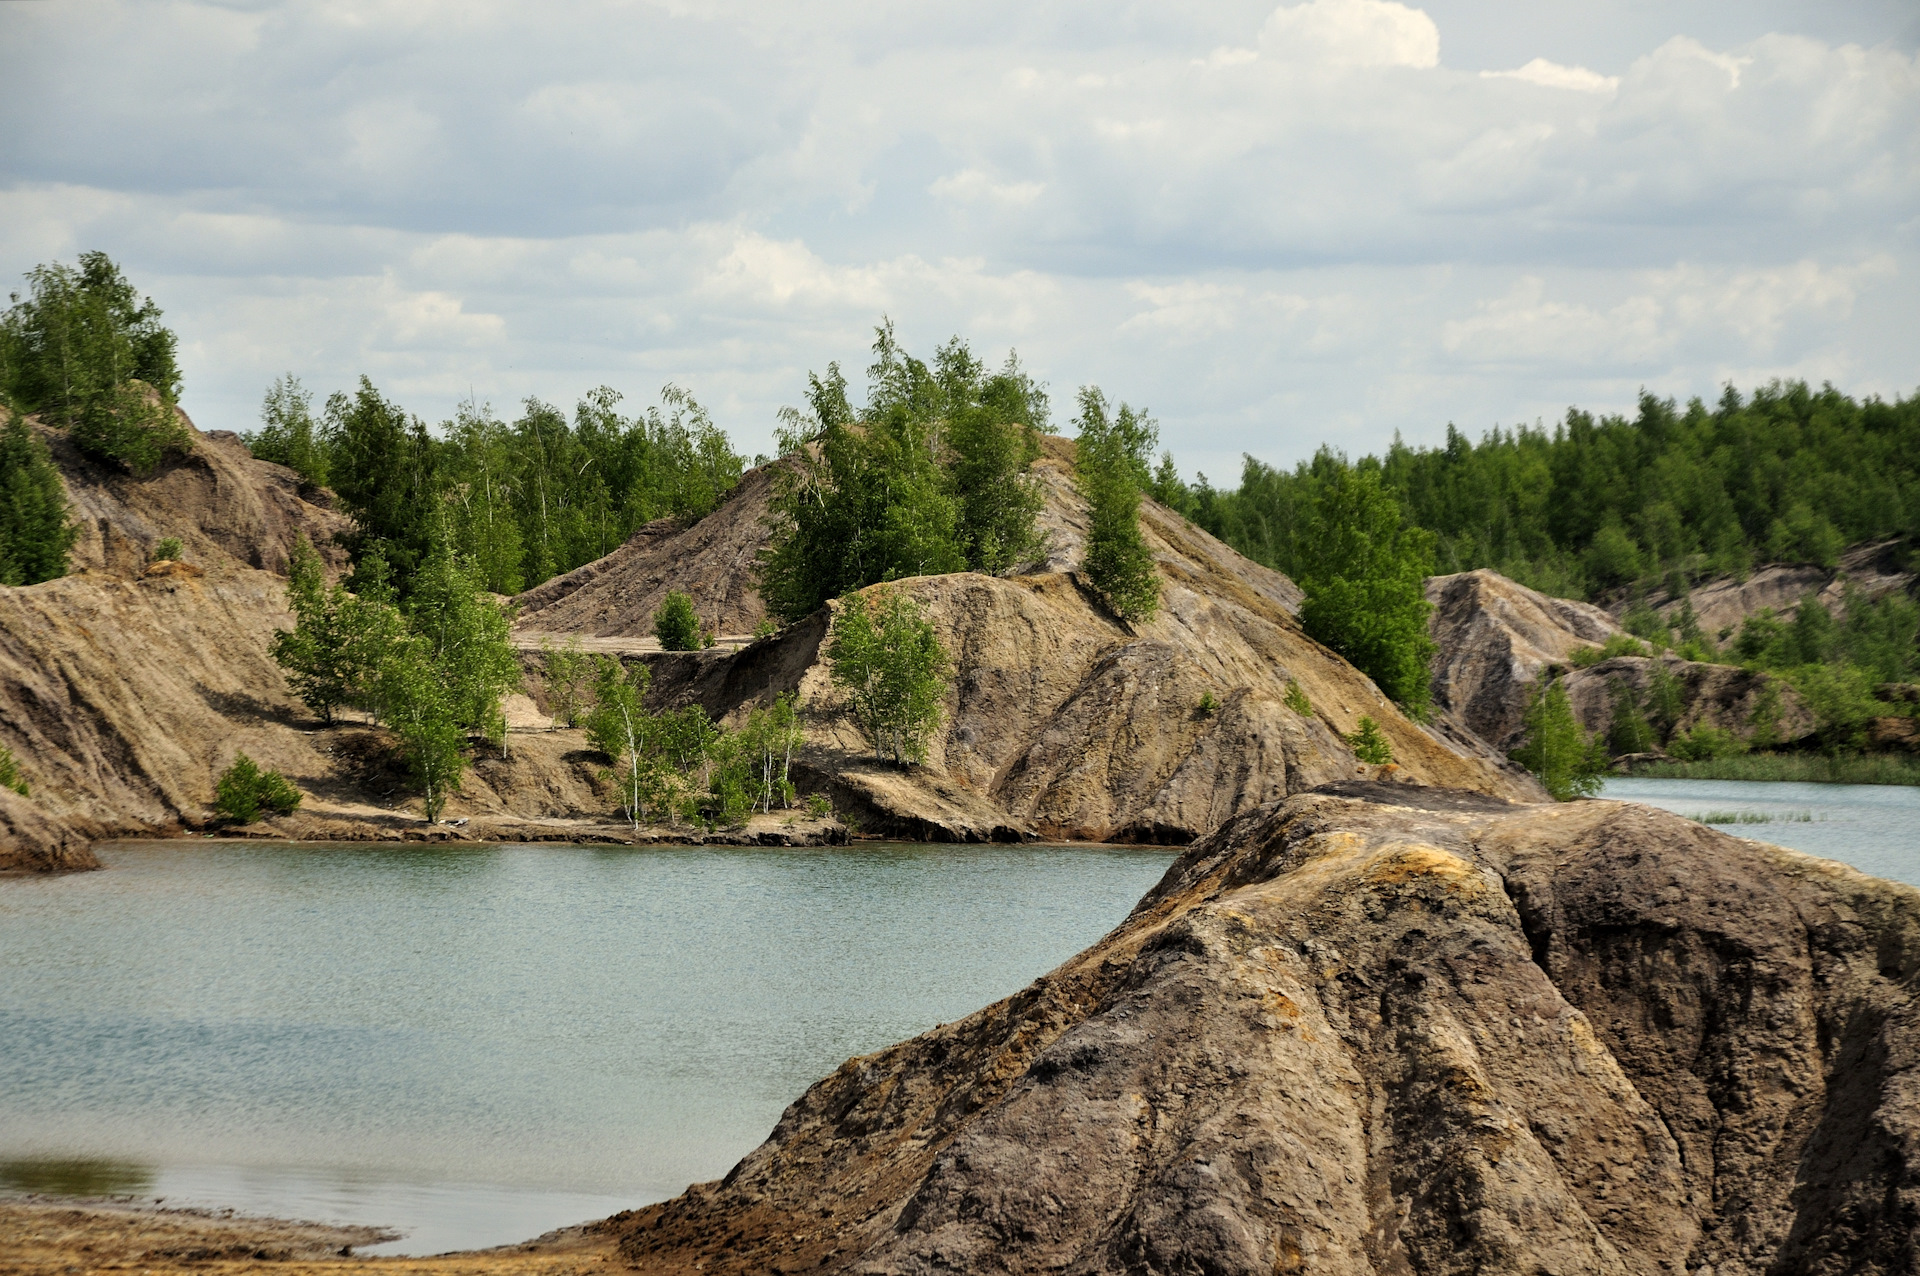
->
0, 1194, 618, 1274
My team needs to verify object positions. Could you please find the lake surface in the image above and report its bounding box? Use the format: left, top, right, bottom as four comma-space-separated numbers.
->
0, 841, 1177, 1254
1602, 777, 1920, 887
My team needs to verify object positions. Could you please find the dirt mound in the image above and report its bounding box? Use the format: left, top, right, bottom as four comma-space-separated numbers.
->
18, 407, 351, 580
611, 787, 1920, 1275
520, 440, 1536, 841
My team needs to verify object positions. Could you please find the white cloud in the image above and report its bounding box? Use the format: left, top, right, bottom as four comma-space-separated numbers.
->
0, 1, 1913, 483
1481, 58, 1618, 93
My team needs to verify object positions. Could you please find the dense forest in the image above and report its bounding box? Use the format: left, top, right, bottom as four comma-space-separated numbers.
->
1157, 383, 1920, 604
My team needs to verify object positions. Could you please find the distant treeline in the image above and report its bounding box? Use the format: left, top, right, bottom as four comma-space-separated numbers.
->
1157, 383, 1920, 604
251, 375, 745, 596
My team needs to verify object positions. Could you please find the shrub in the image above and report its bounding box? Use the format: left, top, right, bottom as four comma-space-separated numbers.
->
539, 635, 594, 729
1607, 681, 1657, 756
1570, 633, 1649, 668
1346, 716, 1393, 765
0, 413, 77, 586
1510, 676, 1609, 800
1073, 389, 1161, 623
246, 374, 329, 489
0, 743, 29, 796
827, 587, 951, 765
152, 536, 183, 562
213, 753, 302, 823
1668, 724, 1744, 762
1283, 679, 1313, 716
653, 589, 703, 651
806, 792, 833, 818
1195, 690, 1219, 720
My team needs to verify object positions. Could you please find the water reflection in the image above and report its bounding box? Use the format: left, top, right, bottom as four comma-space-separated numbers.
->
0, 1158, 155, 1196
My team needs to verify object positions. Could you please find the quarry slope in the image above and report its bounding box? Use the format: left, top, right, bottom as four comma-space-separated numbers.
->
612, 784, 1920, 1276
521, 439, 1539, 841
1427, 568, 1817, 754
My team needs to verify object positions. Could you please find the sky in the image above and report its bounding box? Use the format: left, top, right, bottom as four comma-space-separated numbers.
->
2, 0, 1915, 482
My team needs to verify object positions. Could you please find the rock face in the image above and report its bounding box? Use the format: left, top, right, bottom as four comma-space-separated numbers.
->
1427, 568, 1812, 753
1645, 539, 1915, 640
1427, 569, 1625, 748
612, 784, 1920, 1276
533, 440, 1536, 842
0, 786, 99, 874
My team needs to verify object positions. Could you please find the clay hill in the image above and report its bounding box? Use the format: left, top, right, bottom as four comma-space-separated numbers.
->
609, 782, 1920, 1276
1427, 568, 1818, 754
0, 420, 1536, 871
516, 437, 1540, 840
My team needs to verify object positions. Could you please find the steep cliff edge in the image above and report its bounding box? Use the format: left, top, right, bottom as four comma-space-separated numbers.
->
612, 784, 1920, 1275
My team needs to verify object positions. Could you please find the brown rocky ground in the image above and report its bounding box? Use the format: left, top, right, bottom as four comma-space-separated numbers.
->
610, 782, 1920, 1275
1427, 567, 1815, 753
0, 1199, 616, 1276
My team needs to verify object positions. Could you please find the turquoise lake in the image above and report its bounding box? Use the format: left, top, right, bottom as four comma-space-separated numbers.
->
0, 841, 1177, 1254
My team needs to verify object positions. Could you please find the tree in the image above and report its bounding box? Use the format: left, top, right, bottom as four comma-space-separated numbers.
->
586, 656, 663, 829
653, 589, 703, 651
404, 538, 522, 746
378, 635, 468, 822
1293, 462, 1437, 717
938, 340, 1048, 574
1073, 387, 1160, 622
826, 587, 951, 765
213, 753, 302, 823
247, 375, 329, 489
733, 694, 804, 814
539, 636, 594, 728
0, 253, 188, 473
1346, 716, 1393, 764
0, 413, 77, 585
1511, 676, 1609, 800
322, 377, 442, 594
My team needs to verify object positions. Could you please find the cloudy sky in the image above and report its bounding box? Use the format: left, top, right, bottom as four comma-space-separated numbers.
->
2, 0, 1915, 480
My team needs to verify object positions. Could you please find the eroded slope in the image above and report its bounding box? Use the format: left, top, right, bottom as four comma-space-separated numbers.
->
613, 786, 1920, 1275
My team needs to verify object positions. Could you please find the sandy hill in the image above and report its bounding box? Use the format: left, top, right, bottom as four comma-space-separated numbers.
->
516, 437, 1539, 841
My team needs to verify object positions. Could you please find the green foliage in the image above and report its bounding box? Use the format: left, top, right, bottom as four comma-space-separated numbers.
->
0, 413, 77, 585
377, 634, 467, 823
586, 657, 665, 829
152, 536, 183, 562
246, 374, 330, 489
653, 589, 703, 651
403, 538, 522, 747
323, 377, 442, 595
1668, 724, 1745, 761
1189, 383, 1920, 604
0, 253, 188, 474
1510, 676, 1609, 800
760, 325, 1046, 621
1195, 690, 1219, 720
0, 743, 29, 796
728, 694, 805, 816
1288, 461, 1436, 715
1570, 633, 1651, 668
213, 753, 302, 823
826, 587, 952, 765
1346, 716, 1393, 765
539, 635, 594, 729
1645, 663, 1687, 739
806, 792, 833, 818
1631, 751, 1920, 785
1607, 681, 1658, 756
1283, 679, 1313, 717
1073, 387, 1160, 622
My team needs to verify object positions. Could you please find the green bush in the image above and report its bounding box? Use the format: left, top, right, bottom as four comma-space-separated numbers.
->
1569, 633, 1649, 668
152, 536, 183, 562
826, 587, 951, 765
0, 413, 77, 586
1346, 716, 1393, 765
0, 744, 29, 796
246, 374, 329, 489
1283, 679, 1313, 716
0, 253, 189, 474
1510, 676, 1609, 800
1607, 681, 1657, 756
653, 589, 703, 650
213, 753, 302, 822
1668, 724, 1744, 761
1195, 690, 1219, 720
1073, 388, 1161, 623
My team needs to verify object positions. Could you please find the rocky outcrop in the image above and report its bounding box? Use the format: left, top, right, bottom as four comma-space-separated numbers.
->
1428, 567, 1813, 753
1427, 569, 1625, 748
0, 786, 99, 874
528, 441, 1536, 842
612, 784, 1920, 1275
1644, 539, 1915, 639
